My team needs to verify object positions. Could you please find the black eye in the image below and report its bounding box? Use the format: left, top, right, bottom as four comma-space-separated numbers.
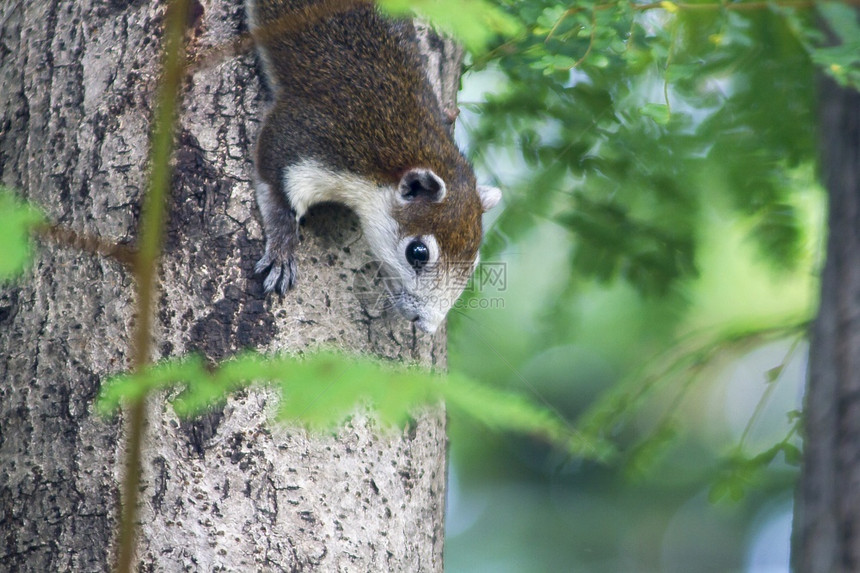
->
405, 240, 430, 270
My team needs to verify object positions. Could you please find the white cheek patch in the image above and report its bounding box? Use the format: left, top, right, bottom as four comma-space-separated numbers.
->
283, 158, 402, 275
283, 159, 402, 256
283, 160, 384, 218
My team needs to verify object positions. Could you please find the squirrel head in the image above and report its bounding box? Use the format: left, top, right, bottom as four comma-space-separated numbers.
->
363, 165, 502, 333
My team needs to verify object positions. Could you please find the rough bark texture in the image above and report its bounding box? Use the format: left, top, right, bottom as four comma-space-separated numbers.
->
0, 1, 462, 570
793, 77, 860, 571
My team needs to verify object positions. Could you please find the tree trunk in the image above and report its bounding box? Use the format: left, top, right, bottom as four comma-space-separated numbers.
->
0, 1, 461, 570
793, 77, 860, 570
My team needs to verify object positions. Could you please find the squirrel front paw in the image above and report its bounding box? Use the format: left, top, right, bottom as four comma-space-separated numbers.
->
255, 248, 298, 295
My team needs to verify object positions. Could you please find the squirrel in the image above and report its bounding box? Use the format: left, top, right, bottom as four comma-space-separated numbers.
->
245, 0, 502, 333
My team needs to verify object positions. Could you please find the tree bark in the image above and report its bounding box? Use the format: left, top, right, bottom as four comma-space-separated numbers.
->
0, 1, 461, 570
793, 77, 860, 571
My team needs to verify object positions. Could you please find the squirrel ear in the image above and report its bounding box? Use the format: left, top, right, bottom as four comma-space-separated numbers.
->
399, 169, 446, 203
477, 185, 502, 212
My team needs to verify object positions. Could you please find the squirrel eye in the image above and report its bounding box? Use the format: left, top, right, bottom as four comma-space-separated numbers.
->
405, 240, 430, 271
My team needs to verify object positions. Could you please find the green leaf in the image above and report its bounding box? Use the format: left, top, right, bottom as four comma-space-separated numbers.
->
729, 481, 746, 502
445, 374, 614, 459
0, 188, 44, 283
273, 352, 436, 430
96, 350, 609, 459
540, 54, 578, 70
536, 6, 568, 30
795, 3, 860, 89
378, 0, 522, 53
708, 479, 732, 503
765, 365, 783, 383
640, 103, 671, 125
749, 203, 802, 270
817, 2, 860, 46
96, 354, 208, 417
624, 424, 679, 480
782, 443, 802, 466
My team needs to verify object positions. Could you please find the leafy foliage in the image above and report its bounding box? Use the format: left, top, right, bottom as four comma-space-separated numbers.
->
378, 0, 522, 52
466, 0, 823, 300
789, 1, 860, 89
450, 2, 827, 508
0, 188, 43, 283
573, 320, 807, 479
97, 350, 611, 459
709, 412, 802, 503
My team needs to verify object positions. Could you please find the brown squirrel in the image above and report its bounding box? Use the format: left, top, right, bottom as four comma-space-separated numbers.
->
246, 0, 501, 333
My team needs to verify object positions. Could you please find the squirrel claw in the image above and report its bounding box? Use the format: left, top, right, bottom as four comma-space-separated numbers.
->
256, 253, 298, 295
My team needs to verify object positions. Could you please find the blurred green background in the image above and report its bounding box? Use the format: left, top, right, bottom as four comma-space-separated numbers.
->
438, 0, 850, 569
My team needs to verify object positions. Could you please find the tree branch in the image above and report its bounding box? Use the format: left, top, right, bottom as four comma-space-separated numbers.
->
34, 223, 137, 267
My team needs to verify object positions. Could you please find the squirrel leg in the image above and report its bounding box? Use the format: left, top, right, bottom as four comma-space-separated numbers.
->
254, 178, 299, 294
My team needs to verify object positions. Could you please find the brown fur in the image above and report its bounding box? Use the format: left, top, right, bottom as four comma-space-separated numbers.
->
251, 0, 483, 261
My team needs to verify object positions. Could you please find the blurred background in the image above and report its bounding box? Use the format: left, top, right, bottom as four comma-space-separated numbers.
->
438, 1, 838, 570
